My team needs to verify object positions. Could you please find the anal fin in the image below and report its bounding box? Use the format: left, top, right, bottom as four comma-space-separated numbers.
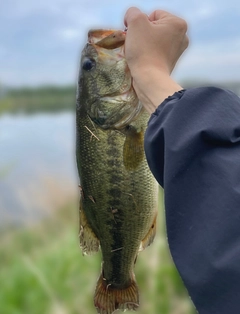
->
79, 200, 100, 255
139, 214, 157, 252
94, 272, 139, 314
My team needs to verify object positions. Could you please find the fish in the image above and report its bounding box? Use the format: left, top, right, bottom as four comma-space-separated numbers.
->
76, 29, 158, 314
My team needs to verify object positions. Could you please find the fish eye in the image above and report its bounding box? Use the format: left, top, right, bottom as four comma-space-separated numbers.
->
82, 58, 95, 71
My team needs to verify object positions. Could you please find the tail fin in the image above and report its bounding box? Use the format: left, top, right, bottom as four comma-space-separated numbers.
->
94, 272, 139, 314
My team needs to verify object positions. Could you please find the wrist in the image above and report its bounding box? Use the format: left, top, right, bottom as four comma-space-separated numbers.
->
130, 66, 182, 114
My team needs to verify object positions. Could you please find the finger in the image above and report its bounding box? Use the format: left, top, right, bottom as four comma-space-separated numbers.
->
171, 34, 189, 71
183, 34, 189, 50
148, 10, 170, 22
124, 7, 146, 27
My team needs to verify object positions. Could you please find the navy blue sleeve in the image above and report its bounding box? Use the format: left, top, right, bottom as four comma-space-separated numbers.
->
144, 87, 240, 314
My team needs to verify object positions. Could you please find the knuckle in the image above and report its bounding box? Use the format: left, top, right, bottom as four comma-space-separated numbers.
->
181, 36, 189, 52
185, 36, 189, 46
130, 12, 148, 24
176, 18, 188, 33
125, 7, 146, 27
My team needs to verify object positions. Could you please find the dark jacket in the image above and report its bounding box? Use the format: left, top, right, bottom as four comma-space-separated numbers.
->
144, 87, 240, 314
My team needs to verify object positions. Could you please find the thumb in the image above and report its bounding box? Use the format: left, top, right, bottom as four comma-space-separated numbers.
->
124, 7, 148, 27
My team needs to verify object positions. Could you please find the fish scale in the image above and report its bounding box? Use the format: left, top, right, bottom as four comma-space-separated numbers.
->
77, 105, 157, 283
76, 29, 158, 314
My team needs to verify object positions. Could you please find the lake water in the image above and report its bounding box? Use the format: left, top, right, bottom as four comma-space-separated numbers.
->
0, 112, 79, 227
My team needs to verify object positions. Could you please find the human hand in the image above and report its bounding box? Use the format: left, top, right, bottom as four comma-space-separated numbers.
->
124, 7, 188, 76
124, 7, 189, 113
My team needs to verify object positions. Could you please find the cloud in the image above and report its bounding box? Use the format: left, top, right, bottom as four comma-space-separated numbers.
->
174, 37, 240, 83
1, 0, 240, 86
57, 28, 81, 40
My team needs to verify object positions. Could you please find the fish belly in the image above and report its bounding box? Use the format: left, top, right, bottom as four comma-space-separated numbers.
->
76, 106, 158, 314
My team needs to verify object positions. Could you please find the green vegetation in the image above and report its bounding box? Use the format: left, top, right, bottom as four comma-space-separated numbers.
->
0, 86, 76, 115
0, 193, 196, 314
1, 81, 239, 115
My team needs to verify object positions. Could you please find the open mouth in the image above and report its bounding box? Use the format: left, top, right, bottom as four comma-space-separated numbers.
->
86, 29, 142, 130
88, 29, 126, 49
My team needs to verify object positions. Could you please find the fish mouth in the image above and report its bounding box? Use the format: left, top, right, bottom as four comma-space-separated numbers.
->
87, 29, 142, 130
88, 29, 126, 50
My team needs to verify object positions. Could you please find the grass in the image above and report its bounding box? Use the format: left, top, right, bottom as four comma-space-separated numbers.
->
1, 81, 239, 116
0, 193, 196, 314
0, 86, 76, 115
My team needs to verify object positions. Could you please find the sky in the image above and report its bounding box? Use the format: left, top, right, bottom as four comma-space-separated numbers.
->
1, 0, 240, 87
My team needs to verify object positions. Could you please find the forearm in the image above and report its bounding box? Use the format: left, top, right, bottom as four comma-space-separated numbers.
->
124, 8, 188, 114
131, 67, 183, 113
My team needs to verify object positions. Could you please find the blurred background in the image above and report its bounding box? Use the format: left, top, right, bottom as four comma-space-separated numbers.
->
1, 0, 240, 313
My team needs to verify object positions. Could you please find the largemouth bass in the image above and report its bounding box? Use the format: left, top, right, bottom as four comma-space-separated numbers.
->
76, 29, 158, 314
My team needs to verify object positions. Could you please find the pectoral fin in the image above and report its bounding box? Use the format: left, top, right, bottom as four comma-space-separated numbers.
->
123, 129, 144, 171
139, 214, 157, 251
79, 200, 100, 255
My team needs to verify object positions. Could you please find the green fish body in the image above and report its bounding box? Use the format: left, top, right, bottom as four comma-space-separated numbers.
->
76, 29, 158, 314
